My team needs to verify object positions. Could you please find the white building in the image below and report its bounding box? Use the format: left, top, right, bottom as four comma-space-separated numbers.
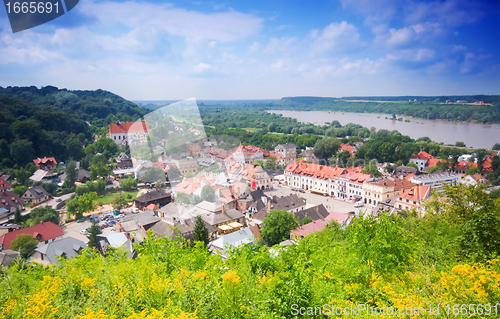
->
409, 172, 462, 189
107, 121, 149, 145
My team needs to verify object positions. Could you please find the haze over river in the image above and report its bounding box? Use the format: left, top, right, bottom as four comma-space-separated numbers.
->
267, 110, 500, 149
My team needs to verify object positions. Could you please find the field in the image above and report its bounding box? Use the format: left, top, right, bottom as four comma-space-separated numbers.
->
96, 191, 138, 204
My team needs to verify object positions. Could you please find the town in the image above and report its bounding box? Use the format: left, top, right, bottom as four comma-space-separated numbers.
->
1, 117, 499, 266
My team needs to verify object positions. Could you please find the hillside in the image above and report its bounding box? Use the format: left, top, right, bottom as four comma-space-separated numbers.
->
1, 185, 499, 318
270, 96, 500, 123
0, 86, 148, 124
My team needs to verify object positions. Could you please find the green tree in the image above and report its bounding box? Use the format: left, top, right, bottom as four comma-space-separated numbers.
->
120, 177, 137, 191
264, 156, 277, 170
66, 135, 84, 160
313, 137, 341, 162
192, 215, 209, 246
455, 141, 466, 147
301, 216, 313, 225
28, 206, 59, 225
68, 192, 97, 219
260, 210, 298, 246
493, 143, 500, 151
87, 221, 102, 250
475, 149, 489, 172
167, 166, 181, 182
465, 166, 480, 175
10, 234, 38, 258
14, 207, 22, 224
64, 160, 78, 188
406, 162, 418, 170
142, 166, 165, 184
174, 192, 191, 205
10, 139, 35, 166
112, 196, 128, 211
90, 155, 112, 180
200, 185, 215, 202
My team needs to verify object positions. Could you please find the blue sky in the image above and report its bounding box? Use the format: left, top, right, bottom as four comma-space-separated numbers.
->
1, 0, 500, 100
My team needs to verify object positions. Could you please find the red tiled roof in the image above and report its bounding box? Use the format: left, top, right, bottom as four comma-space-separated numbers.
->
405, 173, 416, 180
0, 221, 63, 250
314, 166, 336, 180
153, 162, 166, 169
285, 161, 300, 172
0, 178, 12, 192
349, 172, 371, 184
290, 219, 327, 238
427, 158, 446, 168
455, 161, 477, 171
481, 155, 494, 174
146, 204, 158, 211
469, 173, 485, 181
339, 143, 356, 153
33, 157, 57, 167
188, 145, 201, 152
301, 164, 322, 177
410, 151, 434, 161
398, 185, 430, 202
325, 212, 350, 224
109, 122, 149, 134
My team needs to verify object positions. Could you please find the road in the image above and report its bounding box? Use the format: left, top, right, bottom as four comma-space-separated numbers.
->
0, 193, 74, 224
264, 185, 367, 215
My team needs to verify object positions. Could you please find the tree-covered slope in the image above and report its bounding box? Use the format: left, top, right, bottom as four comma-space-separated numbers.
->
0, 86, 148, 123
0, 95, 93, 167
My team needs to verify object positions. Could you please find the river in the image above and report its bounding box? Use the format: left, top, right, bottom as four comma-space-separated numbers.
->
267, 110, 500, 149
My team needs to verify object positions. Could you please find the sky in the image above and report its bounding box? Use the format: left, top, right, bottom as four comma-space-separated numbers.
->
1, 0, 500, 100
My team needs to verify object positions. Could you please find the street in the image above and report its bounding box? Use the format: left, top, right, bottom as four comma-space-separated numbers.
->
264, 184, 366, 215
0, 193, 74, 224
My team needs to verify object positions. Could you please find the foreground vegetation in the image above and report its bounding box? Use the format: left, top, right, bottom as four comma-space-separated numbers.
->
1, 184, 499, 318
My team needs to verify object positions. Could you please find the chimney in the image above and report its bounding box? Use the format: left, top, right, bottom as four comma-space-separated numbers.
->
221, 204, 225, 214
316, 206, 319, 212
267, 199, 271, 211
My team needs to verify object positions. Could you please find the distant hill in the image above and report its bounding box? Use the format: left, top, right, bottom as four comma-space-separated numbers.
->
269, 95, 500, 123
0, 86, 148, 123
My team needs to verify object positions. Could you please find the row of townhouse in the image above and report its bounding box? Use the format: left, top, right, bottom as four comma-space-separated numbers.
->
284, 161, 373, 200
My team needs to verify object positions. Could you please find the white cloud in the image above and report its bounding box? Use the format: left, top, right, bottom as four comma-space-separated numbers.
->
310, 21, 365, 55
248, 41, 260, 52
264, 37, 297, 54
193, 62, 214, 73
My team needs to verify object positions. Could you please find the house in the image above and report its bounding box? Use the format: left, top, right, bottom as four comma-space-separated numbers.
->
188, 145, 203, 158
226, 163, 272, 191
409, 151, 434, 171
409, 172, 462, 189
0, 178, 13, 193
290, 219, 327, 239
298, 147, 317, 163
22, 185, 50, 204
273, 144, 297, 166
395, 185, 431, 213
209, 227, 256, 259
33, 157, 57, 171
325, 211, 352, 227
201, 204, 245, 234
462, 173, 487, 186
0, 191, 23, 215
134, 190, 172, 210
294, 204, 329, 223
30, 237, 86, 265
0, 221, 63, 250
115, 152, 133, 169
363, 177, 415, 207
268, 194, 306, 213
0, 224, 21, 237
0, 249, 19, 266
0, 171, 14, 184
29, 169, 58, 183
232, 145, 265, 165
170, 153, 198, 175
116, 211, 161, 238
394, 165, 418, 177
97, 232, 136, 258
150, 218, 216, 242
107, 121, 150, 146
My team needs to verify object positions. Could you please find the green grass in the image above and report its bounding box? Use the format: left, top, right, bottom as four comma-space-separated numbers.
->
97, 191, 138, 205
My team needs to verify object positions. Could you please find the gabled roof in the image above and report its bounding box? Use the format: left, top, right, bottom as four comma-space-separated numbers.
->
427, 158, 446, 168
23, 185, 49, 199
270, 194, 306, 211
202, 208, 244, 226
313, 166, 336, 180
121, 211, 160, 227
32, 237, 86, 264
0, 178, 12, 192
33, 157, 57, 167
109, 122, 149, 134
294, 204, 329, 221
134, 190, 171, 203
290, 219, 327, 238
0, 191, 22, 212
210, 227, 255, 252
410, 151, 434, 161
0, 221, 63, 250
301, 164, 322, 177
115, 152, 131, 162
339, 143, 356, 153
325, 212, 350, 224
397, 185, 431, 203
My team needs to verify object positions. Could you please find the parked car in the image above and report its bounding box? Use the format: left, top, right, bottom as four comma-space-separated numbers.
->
101, 223, 108, 228
116, 214, 124, 218
298, 189, 305, 193
354, 202, 364, 208
76, 218, 85, 223
291, 188, 297, 191
80, 230, 88, 235
55, 198, 62, 202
